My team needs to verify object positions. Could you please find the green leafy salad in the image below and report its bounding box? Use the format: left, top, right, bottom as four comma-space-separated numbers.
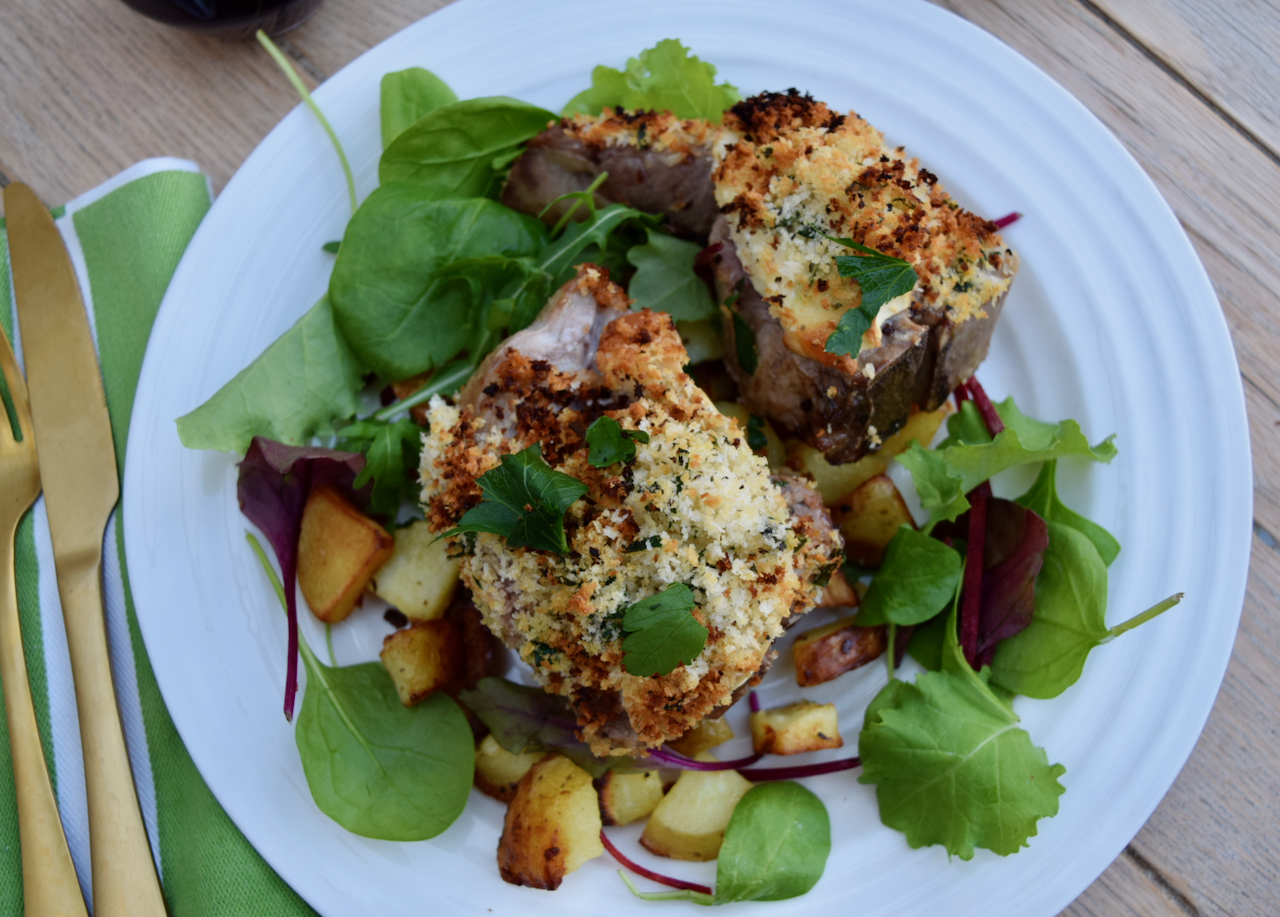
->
177, 35, 1182, 904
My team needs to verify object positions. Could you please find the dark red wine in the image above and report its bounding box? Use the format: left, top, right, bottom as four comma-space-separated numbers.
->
114, 0, 326, 38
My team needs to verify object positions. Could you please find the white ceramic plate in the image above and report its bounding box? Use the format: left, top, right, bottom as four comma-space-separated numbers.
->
123, 0, 1252, 914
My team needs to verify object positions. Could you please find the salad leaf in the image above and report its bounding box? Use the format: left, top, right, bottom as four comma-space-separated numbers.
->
175, 296, 367, 454
444, 443, 587, 554
380, 67, 458, 149
294, 651, 474, 840
562, 39, 740, 122
626, 229, 717, 321
898, 396, 1117, 528
621, 584, 708, 677
336, 416, 424, 522
456, 676, 612, 776
988, 521, 1109, 698
1016, 459, 1121, 566
859, 660, 1066, 858
714, 782, 831, 903
379, 97, 556, 199
237, 438, 368, 719
856, 527, 963, 626
330, 187, 547, 380
585, 415, 649, 468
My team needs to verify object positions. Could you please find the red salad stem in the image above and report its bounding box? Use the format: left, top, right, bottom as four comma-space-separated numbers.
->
601, 830, 714, 895
960, 481, 990, 668
993, 212, 1022, 229
644, 747, 763, 770
749, 690, 760, 713
737, 756, 862, 781
964, 377, 1006, 435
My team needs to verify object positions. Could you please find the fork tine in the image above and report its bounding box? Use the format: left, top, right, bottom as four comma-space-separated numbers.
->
0, 323, 31, 442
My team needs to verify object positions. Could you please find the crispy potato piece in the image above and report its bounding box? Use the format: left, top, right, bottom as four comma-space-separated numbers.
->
595, 770, 664, 826
297, 485, 394, 623
787, 404, 951, 504
750, 701, 843, 755
640, 754, 753, 861
379, 619, 462, 706
498, 754, 604, 889
715, 401, 786, 471
475, 734, 544, 803
833, 474, 915, 567
370, 519, 461, 621
792, 616, 887, 687
389, 372, 433, 426
815, 566, 858, 608
665, 718, 734, 758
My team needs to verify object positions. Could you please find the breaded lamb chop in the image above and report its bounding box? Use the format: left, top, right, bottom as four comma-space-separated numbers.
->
419, 265, 843, 756
502, 91, 1018, 464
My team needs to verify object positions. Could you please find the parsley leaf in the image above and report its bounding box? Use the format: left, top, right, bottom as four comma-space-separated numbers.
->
444, 443, 586, 553
822, 237, 919, 357
337, 417, 424, 522
732, 310, 759, 375
621, 584, 708, 676
585, 416, 650, 468
746, 414, 769, 452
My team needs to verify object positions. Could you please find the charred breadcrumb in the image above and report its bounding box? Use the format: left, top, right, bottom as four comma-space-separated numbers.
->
420, 267, 842, 756
712, 90, 1017, 371
561, 108, 718, 158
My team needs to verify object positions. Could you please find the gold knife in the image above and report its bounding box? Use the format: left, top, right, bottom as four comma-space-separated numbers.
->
4, 182, 167, 917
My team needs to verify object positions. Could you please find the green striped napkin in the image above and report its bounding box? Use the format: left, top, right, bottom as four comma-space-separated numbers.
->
0, 161, 316, 916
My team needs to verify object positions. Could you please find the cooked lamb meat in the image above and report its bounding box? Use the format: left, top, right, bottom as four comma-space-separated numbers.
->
713, 91, 1018, 458
419, 265, 843, 756
500, 109, 720, 239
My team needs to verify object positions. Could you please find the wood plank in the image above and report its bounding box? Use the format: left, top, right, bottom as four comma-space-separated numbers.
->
1087, 0, 1280, 160
1066, 849, 1190, 917
922, 2, 1280, 914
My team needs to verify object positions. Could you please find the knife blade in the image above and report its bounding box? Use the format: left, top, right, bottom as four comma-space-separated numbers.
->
4, 182, 167, 917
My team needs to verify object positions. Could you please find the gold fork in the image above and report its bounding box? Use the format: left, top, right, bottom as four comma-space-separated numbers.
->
0, 322, 89, 917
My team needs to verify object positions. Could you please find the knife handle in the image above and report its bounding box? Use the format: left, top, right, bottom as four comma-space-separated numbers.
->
0, 532, 90, 917
57, 552, 167, 917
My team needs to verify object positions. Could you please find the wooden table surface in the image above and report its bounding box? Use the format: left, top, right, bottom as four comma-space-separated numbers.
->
2, 0, 1277, 913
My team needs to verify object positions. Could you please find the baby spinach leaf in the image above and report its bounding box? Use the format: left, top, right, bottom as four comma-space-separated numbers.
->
176, 296, 367, 454
379, 97, 555, 199
585, 415, 649, 467
621, 584, 708, 677
858, 662, 1066, 859
989, 521, 1109, 698
562, 39, 740, 122
857, 528, 963, 626
329, 187, 547, 380
294, 643, 474, 840
444, 443, 587, 554
626, 229, 717, 321
456, 677, 612, 776
714, 782, 831, 903
1016, 459, 1121, 566
898, 396, 1117, 528
380, 67, 458, 149
336, 417, 424, 522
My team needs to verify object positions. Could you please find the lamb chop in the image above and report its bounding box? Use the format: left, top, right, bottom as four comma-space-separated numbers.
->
501, 92, 1018, 464
419, 265, 843, 756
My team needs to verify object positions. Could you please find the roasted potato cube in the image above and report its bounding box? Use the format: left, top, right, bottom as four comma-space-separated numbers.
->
389, 371, 433, 426
379, 619, 462, 705
640, 754, 753, 861
370, 519, 461, 621
792, 616, 887, 687
665, 718, 734, 758
833, 474, 915, 567
475, 734, 543, 803
297, 485, 394, 623
498, 754, 604, 889
787, 404, 950, 504
595, 770, 664, 826
750, 701, 843, 755
815, 566, 858, 608
715, 402, 786, 471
